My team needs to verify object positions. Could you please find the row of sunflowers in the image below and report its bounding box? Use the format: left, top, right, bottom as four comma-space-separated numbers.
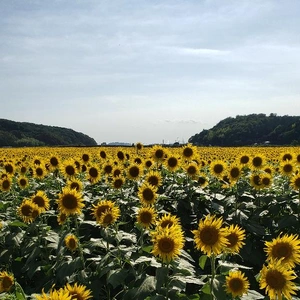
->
0, 144, 300, 299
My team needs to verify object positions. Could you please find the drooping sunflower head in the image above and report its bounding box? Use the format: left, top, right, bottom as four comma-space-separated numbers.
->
137, 206, 157, 229
145, 170, 162, 187
151, 226, 185, 263
65, 234, 78, 252
264, 233, 300, 269
192, 214, 228, 257
225, 270, 250, 298
63, 282, 93, 300
92, 200, 115, 222
138, 182, 158, 206
259, 260, 297, 300
57, 212, 68, 225
224, 224, 246, 254
57, 187, 84, 216
0, 270, 14, 292
18, 199, 40, 223
98, 206, 121, 227
31, 190, 50, 213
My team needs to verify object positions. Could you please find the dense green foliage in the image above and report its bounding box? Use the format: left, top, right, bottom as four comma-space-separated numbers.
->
0, 119, 97, 147
189, 113, 300, 146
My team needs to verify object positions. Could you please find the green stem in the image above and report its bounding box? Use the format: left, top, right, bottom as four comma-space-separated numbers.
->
210, 254, 216, 300
74, 216, 85, 271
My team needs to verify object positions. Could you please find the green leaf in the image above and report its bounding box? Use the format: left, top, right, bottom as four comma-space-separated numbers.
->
14, 282, 27, 300
156, 267, 169, 292
201, 282, 211, 294
8, 220, 28, 227
240, 289, 265, 299
135, 276, 156, 300
107, 268, 128, 289
199, 255, 208, 270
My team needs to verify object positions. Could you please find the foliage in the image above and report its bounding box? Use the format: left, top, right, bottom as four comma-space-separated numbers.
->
189, 113, 300, 146
0, 119, 97, 147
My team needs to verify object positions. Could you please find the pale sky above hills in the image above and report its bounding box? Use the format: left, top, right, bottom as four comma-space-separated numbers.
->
1, 0, 300, 145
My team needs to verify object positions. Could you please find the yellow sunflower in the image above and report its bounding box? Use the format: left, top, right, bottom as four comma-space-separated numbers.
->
92, 200, 115, 223
192, 214, 228, 257
210, 160, 227, 178
145, 170, 162, 187
250, 154, 265, 170
18, 199, 40, 223
35, 288, 72, 300
181, 143, 198, 161
0, 271, 14, 293
57, 212, 68, 225
259, 260, 297, 300
144, 158, 154, 169
102, 160, 114, 177
151, 145, 166, 162
33, 164, 47, 180
0, 176, 12, 192
65, 234, 78, 252
152, 226, 185, 263
135, 142, 144, 151
249, 172, 263, 190
98, 207, 120, 227
57, 187, 84, 216
49, 154, 60, 170
184, 161, 199, 179
111, 176, 125, 189
64, 282, 93, 300
238, 153, 251, 166
99, 149, 107, 160
280, 161, 296, 177
138, 182, 158, 206
290, 173, 300, 191
60, 159, 78, 179
163, 154, 181, 172
228, 163, 242, 182
137, 206, 157, 228
224, 224, 246, 254
264, 233, 300, 269
225, 270, 250, 298
156, 213, 181, 229
197, 173, 209, 188
87, 164, 101, 184
67, 178, 83, 191
31, 190, 50, 213
260, 173, 273, 188
4, 162, 15, 175
126, 164, 142, 180
17, 175, 29, 189
81, 153, 90, 164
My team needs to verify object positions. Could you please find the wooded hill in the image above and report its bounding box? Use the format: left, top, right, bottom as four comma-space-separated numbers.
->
0, 119, 97, 147
189, 113, 300, 146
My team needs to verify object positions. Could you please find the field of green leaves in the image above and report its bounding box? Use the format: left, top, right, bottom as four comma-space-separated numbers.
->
0, 144, 300, 299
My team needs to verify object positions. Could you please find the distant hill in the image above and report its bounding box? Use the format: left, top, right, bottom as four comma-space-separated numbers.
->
189, 113, 300, 146
0, 119, 97, 147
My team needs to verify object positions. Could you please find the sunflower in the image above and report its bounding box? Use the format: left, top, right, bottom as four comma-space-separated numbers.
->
30, 190, 50, 213
280, 151, 293, 162
67, 178, 83, 191
197, 173, 209, 188
164, 154, 180, 172
49, 154, 60, 170
145, 170, 162, 187
280, 161, 295, 177
264, 233, 300, 269
18, 199, 40, 223
259, 260, 297, 300
225, 270, 250, 298
260, 173, 272, 188
19, 163, 28, 175
144, 158, 154, 169
33, 165, 47, 180
99, 150, 107, 160
135, 142, 144, 151
102, 161, 114, 177
60, 159, 78, 179
249, 172, 263, 190
87, 164, 101, 184
0, 176, 12, 192
224, 224, 246, 254
156, 213, 181, 229
64, 234, 78, 251
35, 288, 72, 300
210, 160, 226, 178
151, 145, 166, 162
92, 200, 115, 223
127, 164, 142, 180
112, 165, 123, 177
290, 173, 300, 190
17, 175, 29, 189
238, 153, 250, 166
137, 206, 157, 228
57, 212, 68, 225
138, 182, 158, 206
228, 163, 242, 182
184, 161, 199, 179
0, 271, 14, 293
192, 214, 228, 257
57, 187, 84, 216
116, 150, 126, 161
81, 153, 90, 164
98, 207, 121, 227
111, 176, 125, 189
63, 282, 93, 300
250, 154, 265, 170
4, 162, 14, 175
181, 143, 198, 161
152, 226, 185, 263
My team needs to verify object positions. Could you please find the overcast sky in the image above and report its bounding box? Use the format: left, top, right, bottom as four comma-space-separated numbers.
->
1, 0, 300, 145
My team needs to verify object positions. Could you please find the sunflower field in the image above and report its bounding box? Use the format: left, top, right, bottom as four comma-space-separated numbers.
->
0, 144, 300, 299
